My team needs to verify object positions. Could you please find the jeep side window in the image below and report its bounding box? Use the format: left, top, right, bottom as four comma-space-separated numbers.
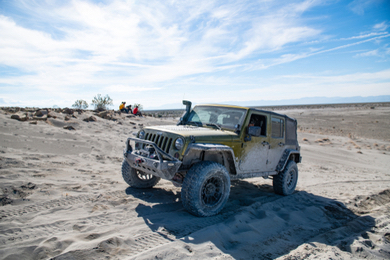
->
271, 117, 284, 138
248, 114, 267, 136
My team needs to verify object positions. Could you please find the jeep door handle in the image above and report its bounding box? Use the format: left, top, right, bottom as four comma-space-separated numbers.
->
261, 141, 269, 146
278, 142, 285, 147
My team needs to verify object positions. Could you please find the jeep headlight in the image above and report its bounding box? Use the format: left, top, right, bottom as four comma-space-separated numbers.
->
138, 130, 145, 139
174, 137, 184, 150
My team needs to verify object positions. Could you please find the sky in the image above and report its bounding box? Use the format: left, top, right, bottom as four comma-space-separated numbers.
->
0, 0, 389, 110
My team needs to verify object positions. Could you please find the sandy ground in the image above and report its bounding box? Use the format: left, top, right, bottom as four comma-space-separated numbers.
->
0, 104, 389, 260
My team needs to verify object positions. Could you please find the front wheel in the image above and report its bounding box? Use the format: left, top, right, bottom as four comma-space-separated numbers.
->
121, 159, 160, 188
181, 161, 230, 217
273, 160, 298, 195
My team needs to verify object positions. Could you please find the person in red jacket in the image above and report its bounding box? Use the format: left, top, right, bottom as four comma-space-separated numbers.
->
133, 105, 142, 116
132, 106, 138, 115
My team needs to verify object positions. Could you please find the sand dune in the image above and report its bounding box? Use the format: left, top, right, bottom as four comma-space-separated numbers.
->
0, 105, 389, 259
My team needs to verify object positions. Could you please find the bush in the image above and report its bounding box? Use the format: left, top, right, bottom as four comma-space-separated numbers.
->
72, 100, 88, 109
133, 103, 143, 111
92, 94, 113, 110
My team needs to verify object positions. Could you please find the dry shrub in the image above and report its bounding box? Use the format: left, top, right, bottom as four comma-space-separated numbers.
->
302, 138, 309, 142
315, 138, 331, 145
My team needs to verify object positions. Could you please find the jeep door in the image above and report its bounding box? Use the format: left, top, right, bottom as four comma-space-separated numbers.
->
267, 116, 286, 170
239, 111, 269, 173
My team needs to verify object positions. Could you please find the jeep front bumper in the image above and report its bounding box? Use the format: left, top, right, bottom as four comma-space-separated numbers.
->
123, 137, 182, 180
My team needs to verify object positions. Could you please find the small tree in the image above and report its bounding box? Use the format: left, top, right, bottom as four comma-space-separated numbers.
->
133, 103, 143, 111
92, 94, 113, 110
72, 99, 88, 109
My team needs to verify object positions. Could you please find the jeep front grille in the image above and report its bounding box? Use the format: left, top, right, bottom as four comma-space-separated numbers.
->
144, 133, 173, 153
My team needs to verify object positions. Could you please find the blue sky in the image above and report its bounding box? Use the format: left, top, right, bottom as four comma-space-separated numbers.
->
0, 0, 389, 109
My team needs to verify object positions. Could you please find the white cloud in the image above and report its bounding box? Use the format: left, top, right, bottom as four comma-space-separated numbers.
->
232, 21, 319, 60
235, 69, 390, 100
348, 0, 382, 15
374, 21, 389, 31
0, 0, 319, 76
339, 32, 388, 41
354, 49, 379, 57
0, 0, 389, 109
0, 0, 324, 86
105, 85, 162, 93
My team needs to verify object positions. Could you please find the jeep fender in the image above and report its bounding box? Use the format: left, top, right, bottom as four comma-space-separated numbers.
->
275, 149, 301, 173
183, 143, 237, 175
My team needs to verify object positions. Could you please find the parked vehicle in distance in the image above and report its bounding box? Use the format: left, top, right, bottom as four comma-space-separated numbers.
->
122, 100, 301, 217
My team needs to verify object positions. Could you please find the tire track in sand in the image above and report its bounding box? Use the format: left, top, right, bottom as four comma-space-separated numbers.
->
0, 189, 284, 258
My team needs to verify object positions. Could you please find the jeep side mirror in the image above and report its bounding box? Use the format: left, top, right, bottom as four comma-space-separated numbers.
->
248, 126, 261, 137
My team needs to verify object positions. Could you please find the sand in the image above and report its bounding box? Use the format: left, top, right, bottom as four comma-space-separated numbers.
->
0, 104, 389, 259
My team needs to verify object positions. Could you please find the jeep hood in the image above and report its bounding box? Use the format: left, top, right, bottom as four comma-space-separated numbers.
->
144, 125, 238, 138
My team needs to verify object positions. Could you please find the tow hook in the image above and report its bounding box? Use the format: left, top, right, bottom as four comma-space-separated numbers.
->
135, 157, 144, 165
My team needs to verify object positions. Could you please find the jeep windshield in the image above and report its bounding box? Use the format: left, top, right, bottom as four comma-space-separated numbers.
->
186, 106, 247, 130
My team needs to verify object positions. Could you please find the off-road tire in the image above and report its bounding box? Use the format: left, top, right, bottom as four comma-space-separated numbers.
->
181, 161, 230, 217
273, 160, 298, 195
121, 159, 160, 188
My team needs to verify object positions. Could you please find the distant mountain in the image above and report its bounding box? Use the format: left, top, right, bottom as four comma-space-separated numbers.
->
229, 95, 390, 107
145, 95, 390, 110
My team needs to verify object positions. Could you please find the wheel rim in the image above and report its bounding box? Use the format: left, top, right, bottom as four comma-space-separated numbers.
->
201, 176, 223, 206
136, 170, 154, 181
286, 169, 296, 189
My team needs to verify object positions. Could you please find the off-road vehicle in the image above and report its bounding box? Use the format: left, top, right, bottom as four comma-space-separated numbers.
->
122, 101, 301, 217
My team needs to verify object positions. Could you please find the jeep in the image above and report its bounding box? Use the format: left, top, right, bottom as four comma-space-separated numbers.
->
122, 100, 301, 217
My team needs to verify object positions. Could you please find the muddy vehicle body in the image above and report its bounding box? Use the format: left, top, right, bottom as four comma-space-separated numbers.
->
122, 101, 301, 216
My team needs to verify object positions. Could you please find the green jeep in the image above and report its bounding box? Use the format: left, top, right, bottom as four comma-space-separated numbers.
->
122, 101, 301, 217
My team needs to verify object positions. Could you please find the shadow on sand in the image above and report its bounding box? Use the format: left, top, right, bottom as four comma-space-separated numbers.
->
126, 180, 376, 259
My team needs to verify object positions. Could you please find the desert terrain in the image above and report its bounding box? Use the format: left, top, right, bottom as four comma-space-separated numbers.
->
0, 103, 389, 260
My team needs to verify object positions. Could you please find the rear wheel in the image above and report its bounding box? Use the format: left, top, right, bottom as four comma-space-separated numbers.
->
121, 159, 160, 188
181, 161, 230, 217
273, 160, 298, 195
